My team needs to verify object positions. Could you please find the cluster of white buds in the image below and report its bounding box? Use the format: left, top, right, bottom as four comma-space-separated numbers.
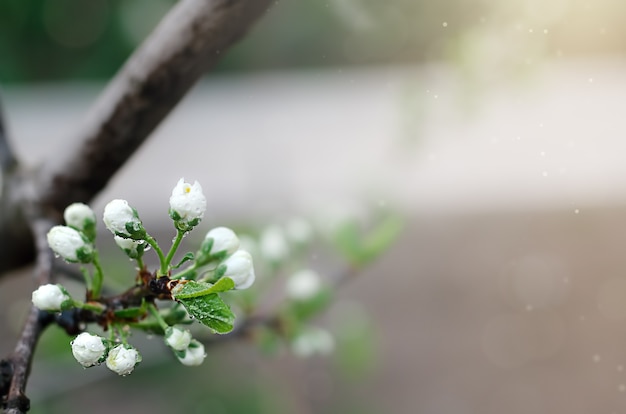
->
164, 326, 205, 366
34, 177, 262, 377
70, 333, 141, 376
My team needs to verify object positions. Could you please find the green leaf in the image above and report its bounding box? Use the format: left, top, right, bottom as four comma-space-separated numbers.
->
172, 252, 195, 269
171, 278, 235, 299
333, 214, 402, 266
177, 293, 235, 334
113, 307, 145, 319
290, 287, 332, 321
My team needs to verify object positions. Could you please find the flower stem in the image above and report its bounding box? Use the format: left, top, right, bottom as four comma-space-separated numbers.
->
80, 266, 92, 291
136, 255, 145, 271
144, 233, 167, 276
171, 263, 198, 280
72, 300, 105, 313
164, 229, 185, 271
91, 253, 104, 298
147, 304, 169, 331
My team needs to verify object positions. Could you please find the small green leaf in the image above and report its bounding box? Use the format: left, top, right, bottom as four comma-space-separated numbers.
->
290, 287, 332, 322
173, 252, 195, 269
177, 293, 235, 334
113, 307, 146, 319
113, 299, 148, 319
333, 214, 402, 266
171, 278, 235, 299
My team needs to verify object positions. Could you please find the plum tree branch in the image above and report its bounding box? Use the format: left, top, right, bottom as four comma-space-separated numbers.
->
0, 0, 273, 275
3, 218, 56, 414
36, 0, 273, 213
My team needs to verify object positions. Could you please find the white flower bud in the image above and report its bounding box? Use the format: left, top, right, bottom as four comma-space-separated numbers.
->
286, 218, 313, 244
106, 344, 141, 376
260, 225, 289, 262
47, 225, 93, 263
205, 227, 239, 256
114, 236, 146, 259
196, 227, 240, 266
165, 327, 192, 351
176, 339, 206, 366
220, 250, 255, 290
32, 284, 71, 311
286, 269, 322, 301
169, 178, 206, 231
71, 332, 107, 367
63, 202, 97, 240
291, 328, 334, 358
103, 199, 145, 239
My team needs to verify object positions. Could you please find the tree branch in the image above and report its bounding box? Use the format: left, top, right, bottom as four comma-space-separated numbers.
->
3, 218, 55, 414
36, 0, 273, 213
0, 0, 273, 276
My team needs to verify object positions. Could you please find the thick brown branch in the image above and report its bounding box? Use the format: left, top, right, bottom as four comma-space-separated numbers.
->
36, 0, 273, 213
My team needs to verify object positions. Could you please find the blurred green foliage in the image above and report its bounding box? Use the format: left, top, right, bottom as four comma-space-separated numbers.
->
3, 0, 626, 84
0, 0, 487, 83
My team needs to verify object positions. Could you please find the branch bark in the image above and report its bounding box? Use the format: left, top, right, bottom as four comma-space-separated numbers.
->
3, 218, 55, 414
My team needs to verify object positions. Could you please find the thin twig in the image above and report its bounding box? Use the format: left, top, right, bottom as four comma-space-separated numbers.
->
37, 0, 273, 213
3, 218, 55, 414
